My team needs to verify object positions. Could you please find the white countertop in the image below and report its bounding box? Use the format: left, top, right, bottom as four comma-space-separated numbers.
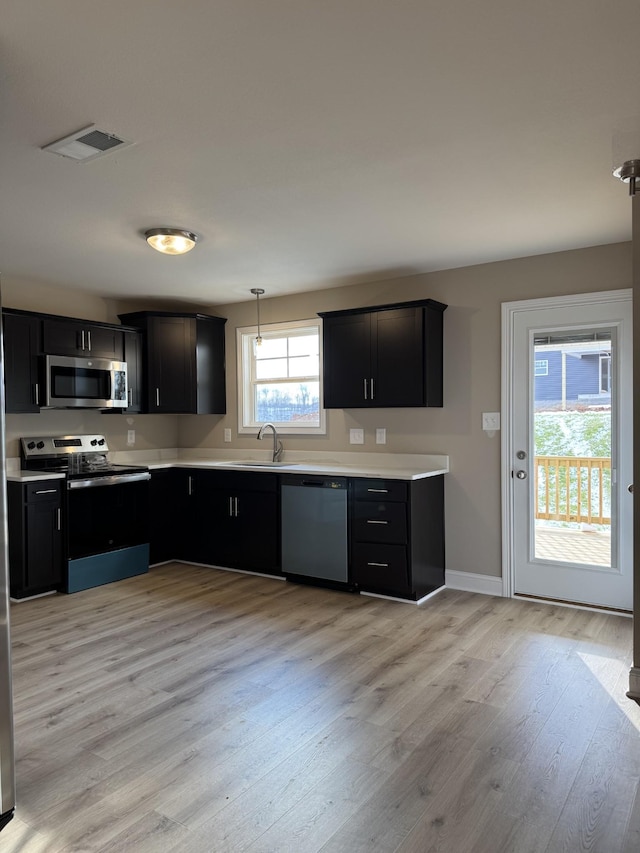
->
6, 449, 449, 483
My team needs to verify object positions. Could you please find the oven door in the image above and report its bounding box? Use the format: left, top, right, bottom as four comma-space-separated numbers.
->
67, 476, 149, 560
46, 354, 128, 408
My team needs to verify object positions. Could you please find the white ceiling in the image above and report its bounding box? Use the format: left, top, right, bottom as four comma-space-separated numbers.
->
2, 0, 640, 307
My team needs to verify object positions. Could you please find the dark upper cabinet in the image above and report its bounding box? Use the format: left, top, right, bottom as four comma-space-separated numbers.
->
118, 311, 226, 414
319, 299, 447, 408
42, 317, 124, 359
3, 311, 42, 413
122, 328, 143, 413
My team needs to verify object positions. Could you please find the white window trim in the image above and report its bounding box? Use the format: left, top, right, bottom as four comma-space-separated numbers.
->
236, 318, 326, 435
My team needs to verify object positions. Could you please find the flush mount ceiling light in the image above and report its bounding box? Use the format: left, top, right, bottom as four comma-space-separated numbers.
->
144, 228, 199, 255
251, 288, 265, 347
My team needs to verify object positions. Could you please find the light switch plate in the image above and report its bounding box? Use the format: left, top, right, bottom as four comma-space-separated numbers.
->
376, 428, 387, 444
127, 430, 135, 446
350, 428, 364, 445
482, 412, 500, 431
224, 428, 232, 442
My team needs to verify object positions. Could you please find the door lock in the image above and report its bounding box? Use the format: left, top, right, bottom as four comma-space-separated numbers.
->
516, 450, 527, 460
515, 470, 527, 479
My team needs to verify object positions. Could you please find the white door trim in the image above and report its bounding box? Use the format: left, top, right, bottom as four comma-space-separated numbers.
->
501, 288, 633, 599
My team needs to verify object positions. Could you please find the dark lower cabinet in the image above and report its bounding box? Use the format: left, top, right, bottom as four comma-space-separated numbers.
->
152, 469, 280, 575
350, 475, 444, 600
189, 470, 279, 574
8, 480, 64, 598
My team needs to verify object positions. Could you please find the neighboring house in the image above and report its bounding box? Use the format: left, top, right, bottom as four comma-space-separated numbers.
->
534, 341, 611, 408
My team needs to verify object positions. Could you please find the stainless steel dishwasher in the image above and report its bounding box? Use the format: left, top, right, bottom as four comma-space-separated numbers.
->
281, 475, 348, 583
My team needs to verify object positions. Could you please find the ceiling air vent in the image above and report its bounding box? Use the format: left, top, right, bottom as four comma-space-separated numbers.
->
41, 124, 133, 162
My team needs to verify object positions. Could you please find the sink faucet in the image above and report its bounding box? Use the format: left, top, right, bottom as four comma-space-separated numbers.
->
257, 422, 283, 462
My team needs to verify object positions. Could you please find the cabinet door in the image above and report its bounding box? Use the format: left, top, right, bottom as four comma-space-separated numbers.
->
147, 316, 196, 413
149, 469, 179, 564
3, 312, 41, 412
371, 307, 425, 406
26, 499, 63, 590
43, 318, 123, 359
322, 312, 372, 408
235, 489, 279, 572
122, 329, 143, 412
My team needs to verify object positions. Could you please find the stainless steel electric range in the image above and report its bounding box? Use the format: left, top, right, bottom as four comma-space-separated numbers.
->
21, 434, 151, 593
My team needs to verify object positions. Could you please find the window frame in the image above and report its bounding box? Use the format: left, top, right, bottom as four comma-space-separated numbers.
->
236, 318, 326, 435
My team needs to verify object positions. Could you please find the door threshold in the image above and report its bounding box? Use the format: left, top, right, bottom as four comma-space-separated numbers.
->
514, 592, 632, 617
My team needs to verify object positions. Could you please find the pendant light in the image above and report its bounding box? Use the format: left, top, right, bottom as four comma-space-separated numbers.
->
251, 288, 265, 347
144, 228, 199, 255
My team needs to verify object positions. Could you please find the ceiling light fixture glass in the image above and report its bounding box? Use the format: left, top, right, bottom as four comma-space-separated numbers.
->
251, 288, 265, 347
613, 160, 640, 196
144, 228, 199, 255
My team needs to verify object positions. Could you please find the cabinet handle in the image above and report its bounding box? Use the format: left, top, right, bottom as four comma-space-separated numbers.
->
34, 383, 40, 406
87, 330, 91, 351
35, 489, 57, 495
188, 475, 193, 496
367, 488, 388, 493
156, 388, 160, 407
57, 507, 62, 531
80, 329, 85, 351
367, 519, 388, 525
228, 496, 234, 517
367, 562, 389, 567
234, 497, 239, 517
363, 378, 368, 400
370, 377, 375, 399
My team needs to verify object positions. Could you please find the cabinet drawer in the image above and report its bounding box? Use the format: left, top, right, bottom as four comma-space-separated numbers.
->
352, 500, 407, 543
25, 481, 62, 503
352, 479, 407, 502
352, 544, 410, 593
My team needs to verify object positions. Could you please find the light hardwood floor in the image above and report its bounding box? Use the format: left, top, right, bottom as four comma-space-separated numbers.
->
4, 563, 640, 852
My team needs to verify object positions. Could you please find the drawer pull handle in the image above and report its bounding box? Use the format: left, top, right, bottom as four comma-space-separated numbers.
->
34, 489, 57, 495
367, 562, 389, 567
367, 519, 388, 525
367, 488, 388, 493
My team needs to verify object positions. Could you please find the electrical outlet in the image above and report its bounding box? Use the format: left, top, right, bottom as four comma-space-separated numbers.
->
482, 412, 500, 431
376, 428, 387, 445
127, 429, 135, 446
224, 428, 232, 442
349, 428, 364, 445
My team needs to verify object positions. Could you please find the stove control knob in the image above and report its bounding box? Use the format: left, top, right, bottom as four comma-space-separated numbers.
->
90, 439, 98, 446
36, 441, 45, 449
27, 441, 36, 450
98, 438, 105, 446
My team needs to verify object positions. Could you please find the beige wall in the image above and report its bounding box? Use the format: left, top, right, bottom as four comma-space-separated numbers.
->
2, 242, 632, 580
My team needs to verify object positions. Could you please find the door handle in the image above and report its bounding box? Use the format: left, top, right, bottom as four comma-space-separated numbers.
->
370, 377, 375, 399
57, 507, 62, 531
156, 388, 160, 408
87, 330, 91, 351
80, 329, 85, 351
229, 496, 234, 517
629, 484, 634, 494
515, 470, 527, 480
234, 497, 239, 517
188, 475, 193, 496
363, 378, 368, 400
34, 383, 40, 406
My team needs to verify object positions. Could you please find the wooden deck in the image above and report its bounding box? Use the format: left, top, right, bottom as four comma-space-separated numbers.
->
535, 525, 611, 566
4, 563, 639, 852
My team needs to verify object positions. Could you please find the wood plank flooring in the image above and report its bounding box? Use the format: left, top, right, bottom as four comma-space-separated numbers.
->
3, 563, 640, 852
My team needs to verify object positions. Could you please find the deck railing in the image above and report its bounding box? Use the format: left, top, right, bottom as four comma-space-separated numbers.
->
534, 455, 611, 525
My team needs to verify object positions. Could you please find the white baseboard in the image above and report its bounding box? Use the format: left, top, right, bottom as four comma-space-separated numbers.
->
445, 570, 503, 597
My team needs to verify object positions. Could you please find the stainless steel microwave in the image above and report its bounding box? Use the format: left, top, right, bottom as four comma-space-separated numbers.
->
45, 354, 128, 408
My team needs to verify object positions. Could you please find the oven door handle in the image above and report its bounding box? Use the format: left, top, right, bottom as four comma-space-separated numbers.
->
67, 472, 151, 490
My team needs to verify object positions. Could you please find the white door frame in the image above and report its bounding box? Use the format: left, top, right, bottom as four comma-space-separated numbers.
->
501, 288, 633, 599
